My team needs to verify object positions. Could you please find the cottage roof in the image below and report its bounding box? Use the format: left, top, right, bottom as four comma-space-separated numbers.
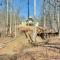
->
26, 18, 33, 22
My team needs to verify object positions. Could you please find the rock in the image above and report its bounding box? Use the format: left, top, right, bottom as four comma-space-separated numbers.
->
0, 54, 10, 60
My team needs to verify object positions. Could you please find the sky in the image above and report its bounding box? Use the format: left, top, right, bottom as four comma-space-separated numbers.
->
0, 0, 42, 18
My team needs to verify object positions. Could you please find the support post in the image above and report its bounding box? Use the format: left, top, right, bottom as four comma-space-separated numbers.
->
34, 0, 36, 17
43, 0, 46, 28
6, 0, 8, 35
10, 3, 12, 34
14, 12, 16, 37
32, 0, 37, 43
57, 1, 60, 37
28, 0, 29, 19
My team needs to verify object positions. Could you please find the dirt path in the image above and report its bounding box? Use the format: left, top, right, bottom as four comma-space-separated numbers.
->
0, 32, 60, 60
0, 33, 29, 55
17, 46, 60, 60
